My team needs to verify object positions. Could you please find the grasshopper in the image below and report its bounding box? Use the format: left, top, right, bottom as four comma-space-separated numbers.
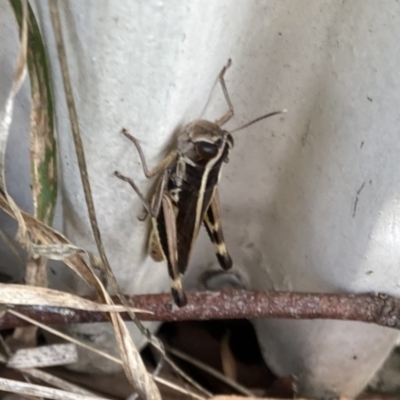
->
114, 60, 284, 307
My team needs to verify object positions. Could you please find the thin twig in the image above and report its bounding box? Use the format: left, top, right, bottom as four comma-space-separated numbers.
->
165, 353, 212, 397
155, 377, 205, 400
166, 345, 256, 397
1, 291, 400, 329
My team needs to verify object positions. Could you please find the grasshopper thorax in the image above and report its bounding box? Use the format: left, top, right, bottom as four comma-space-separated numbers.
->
178, 119, 234, 166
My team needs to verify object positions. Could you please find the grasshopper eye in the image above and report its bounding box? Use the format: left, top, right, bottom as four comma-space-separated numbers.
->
195, 141, 219, 159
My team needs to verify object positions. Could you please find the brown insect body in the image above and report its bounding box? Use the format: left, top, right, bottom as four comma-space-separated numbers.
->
150, 120, 234, 305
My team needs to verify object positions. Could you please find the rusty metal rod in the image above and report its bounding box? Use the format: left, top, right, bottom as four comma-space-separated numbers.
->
0, 290, 399, 330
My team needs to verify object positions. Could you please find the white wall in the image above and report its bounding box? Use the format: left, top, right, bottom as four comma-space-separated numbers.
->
1, 0, 400, 397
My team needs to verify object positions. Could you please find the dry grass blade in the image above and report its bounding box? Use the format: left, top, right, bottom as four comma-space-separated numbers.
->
154, 376, 205, 400
0, 181, 101, 295
212, 396, 335, 400
0, 376, 109, 400
13, 259, 47, 346
0, 6, 96, 276
10, 0, 58, 346
211, 397, 309, 400
0, 349, 84, 397
20, 369, 103, 398
166, 346, 255, 398
10, 0, 57, 286
0, 195, 100, 288
8, 309, 123, 364
9, 0, 57, 226
0, 196, 156, 325
164, 352, 212, 396
110, 312, 159, 399
0, 226, 24, 267
0, 284, 151, 313
0, 0, 31, 252
0, 195, 92, 265
8, 310, 207, 400
0, 376, 207, 400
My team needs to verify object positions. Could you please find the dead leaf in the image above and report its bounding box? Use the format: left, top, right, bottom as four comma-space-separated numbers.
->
7, 343, 78, 369
0, 376, 109, 400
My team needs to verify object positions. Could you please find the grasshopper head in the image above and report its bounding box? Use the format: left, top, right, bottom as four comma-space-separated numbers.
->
179, 119, 234, 165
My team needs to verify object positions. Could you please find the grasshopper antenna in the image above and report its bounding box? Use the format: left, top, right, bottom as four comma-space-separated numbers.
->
230, 109, 287, 133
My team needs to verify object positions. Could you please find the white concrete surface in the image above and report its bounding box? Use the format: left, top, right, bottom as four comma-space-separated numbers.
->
1, 0, 400, 397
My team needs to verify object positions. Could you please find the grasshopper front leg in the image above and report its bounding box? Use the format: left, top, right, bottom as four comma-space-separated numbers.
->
114, 128, 175, 218
121, 129, 177, 178
114, 171, 155, 217
215, 59, 235, 127
114, 169, 167, 219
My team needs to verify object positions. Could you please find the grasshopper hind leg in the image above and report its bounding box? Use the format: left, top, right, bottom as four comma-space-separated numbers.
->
203, 188, 233, 270
204, 219, 233, 270
149, 220, 188, 307
156, 194, 188, 307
